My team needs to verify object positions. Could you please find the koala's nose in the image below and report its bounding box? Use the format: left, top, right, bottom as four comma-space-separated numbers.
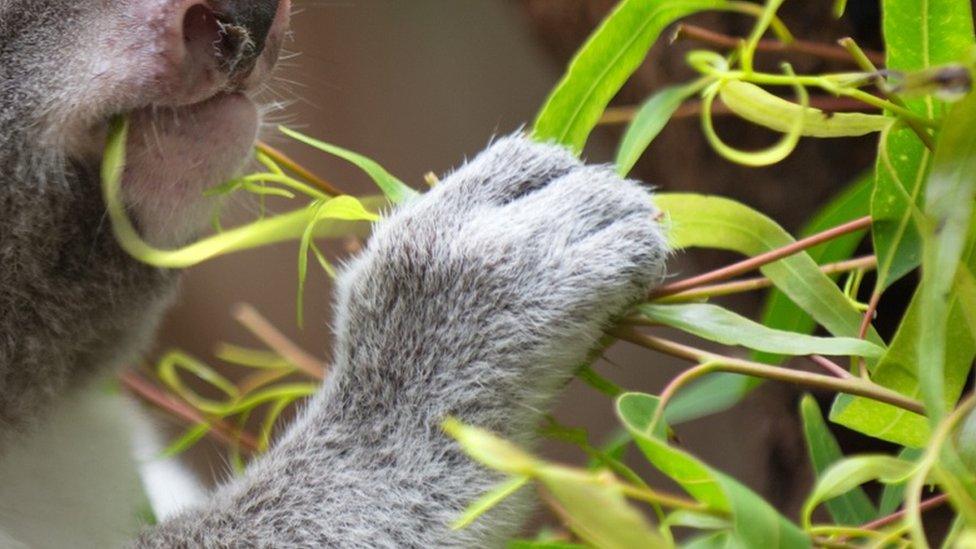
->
182, 0, 286, 79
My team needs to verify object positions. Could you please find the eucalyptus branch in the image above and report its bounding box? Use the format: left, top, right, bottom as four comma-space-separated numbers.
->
671, 24, 884, 65
860, 494, 948, 531
256, 141, 348, 197
729, 71, 938, 128
599, 96, 871, 126
120, 371, 260, 452
650, 216, 873, 299
655, 255, 877, 303
610, 327, 926, 430
233, 303, 327, 380
905, 394, 976, 547
838, 37, 936, 150
808, 355, 854, 379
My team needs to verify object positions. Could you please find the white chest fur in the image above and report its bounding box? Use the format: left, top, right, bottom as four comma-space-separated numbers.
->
0, 383, 145, 549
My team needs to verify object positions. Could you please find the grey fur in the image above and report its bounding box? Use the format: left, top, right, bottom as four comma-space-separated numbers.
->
0, 2, 668, 546
138, 136, 668, 547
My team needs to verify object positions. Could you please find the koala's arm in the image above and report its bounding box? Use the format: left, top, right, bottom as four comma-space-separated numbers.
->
138, 136, 668, 548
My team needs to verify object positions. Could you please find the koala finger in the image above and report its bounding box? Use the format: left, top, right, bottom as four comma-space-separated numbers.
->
429, 134, 581, 209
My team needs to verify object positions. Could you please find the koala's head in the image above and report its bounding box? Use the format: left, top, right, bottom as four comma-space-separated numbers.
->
0, 0, 291, 244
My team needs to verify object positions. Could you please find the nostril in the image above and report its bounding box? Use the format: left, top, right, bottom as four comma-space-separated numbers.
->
182, 4, 221, 65
182, 4, 254, 74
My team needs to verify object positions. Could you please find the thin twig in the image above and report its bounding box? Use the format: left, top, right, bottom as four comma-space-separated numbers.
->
650, 216, 873, 299
838, 38, 936, 150
599, 95, 874, 126
256, 141, 348, 197
859, 494, 949, 531
233, 303, 327, 380
673, 24, 885, 65
612, 327, 926, 415
859, 291, 882, 339
657, 256, 878, 303
809, 355, 854, 379
120, 371, 260, 452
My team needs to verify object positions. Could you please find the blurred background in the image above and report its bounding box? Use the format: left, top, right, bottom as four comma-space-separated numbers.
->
149, 0, 882, 527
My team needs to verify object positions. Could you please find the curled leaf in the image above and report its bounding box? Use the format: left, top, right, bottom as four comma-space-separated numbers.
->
700, 67, 807, 167
719, 80, 892, 137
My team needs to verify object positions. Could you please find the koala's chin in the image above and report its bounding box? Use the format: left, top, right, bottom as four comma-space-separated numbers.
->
120, 94, 261, 247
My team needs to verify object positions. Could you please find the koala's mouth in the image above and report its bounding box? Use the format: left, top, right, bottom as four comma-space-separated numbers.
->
106, 0, 292, 246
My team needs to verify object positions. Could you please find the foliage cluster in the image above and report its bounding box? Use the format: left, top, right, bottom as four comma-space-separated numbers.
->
105, 0, 976, 546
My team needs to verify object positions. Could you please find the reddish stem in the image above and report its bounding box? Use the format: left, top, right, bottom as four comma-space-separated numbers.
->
650, 216, 873, 299
809, 355, 854, 379
233, 303, 327, 381
600, 95, 875, 126
673, 24, 886, 65
859, 494, 949, 531
256, 141, 347, 197
120, 371, 260, 452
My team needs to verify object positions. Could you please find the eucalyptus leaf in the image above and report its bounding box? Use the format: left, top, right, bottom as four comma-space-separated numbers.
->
799, 395, 876, 525
508, 542, 589, 549
877, 447, 925, 517
280, 126, 418, 204
870, 0, 975, 290
917, 90, 976, 421
660, 187, 874, 423
162, 423, 212, 458
617, 393, 811, 548
719, 80, 892, 137
452, 476, 530, 530
831, 282, 975, 447
638, 303, 883, 358
445, 420, 666, 548
616, 81, 704, 175
541, 467, 667, 549
657, 193, 881, 345
801, 455, 916, 528
533, 0, 726, 153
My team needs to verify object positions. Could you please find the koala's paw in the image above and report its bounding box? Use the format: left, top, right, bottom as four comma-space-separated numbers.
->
337, 134, 668, 373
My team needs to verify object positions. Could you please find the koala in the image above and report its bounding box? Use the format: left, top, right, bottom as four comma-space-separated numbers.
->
0, 0, 668, 547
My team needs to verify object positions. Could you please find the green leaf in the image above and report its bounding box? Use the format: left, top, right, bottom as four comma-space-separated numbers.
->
834, 93, 976, 444
799, 395, 876, 525
682, 531, 734, 549
877, 447, 925, 516
871, 125, 930, 290
508, 542, 589, 549
297, 196, 382, 326
870, 0, 975, 290
444, 419, 666, 548
700, 76, 807, 167
161, 423, 212, 458
638, 303, 883, 358
657, 194, 881, 345
616, 81, 704, 175
917, 90, 976, 421
718, 80, 892, 138
541, 467, 668, 549
754, 174, 874, 364
659, 188, 875, 423
617, 393, 810, 548
801, 454, 916, 528
532, 0, 726, 153
831, 283, 975, 447
452, 476, 530, 530
663, 510, 730, 531
279, 126, 418, 204
957, 408, 976, 472
883, 0, 974, 79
